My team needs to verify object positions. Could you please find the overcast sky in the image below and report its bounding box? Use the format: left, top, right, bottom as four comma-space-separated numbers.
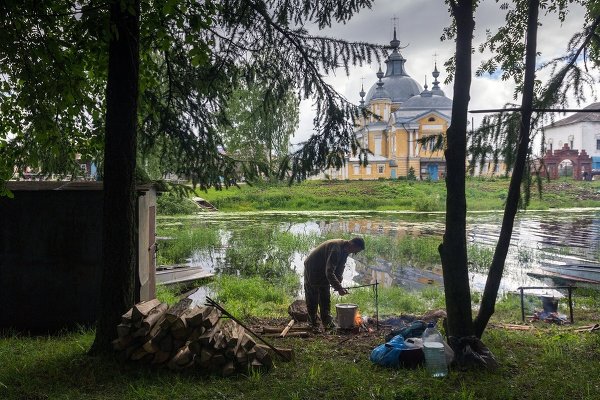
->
292, 0, 592, 145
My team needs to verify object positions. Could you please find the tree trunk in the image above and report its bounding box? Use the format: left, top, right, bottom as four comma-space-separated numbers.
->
473, 0, 539, 338
439, 0, 475, 340
90, 0, 140, 354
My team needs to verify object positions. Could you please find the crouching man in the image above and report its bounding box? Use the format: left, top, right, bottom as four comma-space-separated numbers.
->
303, 237, 365, 333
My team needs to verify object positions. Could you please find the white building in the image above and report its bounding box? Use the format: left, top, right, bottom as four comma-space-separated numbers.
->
543, 102, 600, 174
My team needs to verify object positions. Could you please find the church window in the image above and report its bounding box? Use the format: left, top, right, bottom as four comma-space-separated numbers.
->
568, 135, 574, 149
391, 136, 396, 154
374, 135, 382, 155
596, 138, 600, 151
366, 165, 372, 175
378, 165, 385, 174
353, 165, 359, 175
428, 117, 435, 122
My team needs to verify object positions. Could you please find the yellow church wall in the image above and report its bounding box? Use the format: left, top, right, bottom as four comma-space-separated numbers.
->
347, 162, 390, 180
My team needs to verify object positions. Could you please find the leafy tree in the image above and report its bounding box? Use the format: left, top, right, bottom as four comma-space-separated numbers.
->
222, 84, 299, 179
1, 0, 384, 352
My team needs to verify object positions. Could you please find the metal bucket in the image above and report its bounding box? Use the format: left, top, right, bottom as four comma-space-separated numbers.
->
336, 303, 358, 329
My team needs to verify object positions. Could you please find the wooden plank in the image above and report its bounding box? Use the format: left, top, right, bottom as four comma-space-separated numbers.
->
262, 331, 309, 338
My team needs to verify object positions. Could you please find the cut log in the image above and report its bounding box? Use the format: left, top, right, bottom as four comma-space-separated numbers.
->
211, 352, 226, 366
117, 323, 132, 338
253, 344, 273, 369
171, 326, 192, 340
169, 346, 194, 369
112, 335, 134, 351
249, 358, 263, 370
152, 350, 171, 365
280, 319, 295, 338
186, 305, 212, 327
132, 299, 162, 321
255, 344, 294, 362
202, 307, 221, 328
164, 298, 193, 324
189, 340, 203, 355
141, 303, 168, 331
121, 308, 133, 323
241, 333, 256, 351
189, 326, 205, 341
130, 347, 149, 361
159, 335, 173, 353
235, 347, 248, 364
222, 361, 236, 377
198, 348, 214, 368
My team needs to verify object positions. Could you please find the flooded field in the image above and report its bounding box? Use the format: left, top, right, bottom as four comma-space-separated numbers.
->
158, 208, 600, 296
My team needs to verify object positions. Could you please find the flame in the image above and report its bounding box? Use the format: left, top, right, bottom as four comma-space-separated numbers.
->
354, 311, 362, 327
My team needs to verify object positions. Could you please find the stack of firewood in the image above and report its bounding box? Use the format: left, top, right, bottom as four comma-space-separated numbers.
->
112, 298, 284, 376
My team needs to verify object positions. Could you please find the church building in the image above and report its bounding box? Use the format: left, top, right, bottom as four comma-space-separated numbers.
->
325, 29, 453, 181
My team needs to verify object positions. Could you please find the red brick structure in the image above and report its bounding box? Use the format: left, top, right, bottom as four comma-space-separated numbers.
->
543, 144, 592, 180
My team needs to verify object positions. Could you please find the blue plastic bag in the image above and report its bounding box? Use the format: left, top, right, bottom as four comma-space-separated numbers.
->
370, 335, 407, 367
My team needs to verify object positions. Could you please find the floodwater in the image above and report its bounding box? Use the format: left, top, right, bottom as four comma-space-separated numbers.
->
162, 208, 600, 297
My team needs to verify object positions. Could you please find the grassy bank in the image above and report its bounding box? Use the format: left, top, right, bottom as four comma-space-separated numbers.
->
3, 280, 600, 400
194, 178, 600, 212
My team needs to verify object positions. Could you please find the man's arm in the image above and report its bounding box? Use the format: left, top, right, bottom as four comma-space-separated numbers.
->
325, 248, 348, 295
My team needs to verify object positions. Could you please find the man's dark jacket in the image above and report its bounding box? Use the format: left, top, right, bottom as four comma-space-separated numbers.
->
303, 239, 348, 291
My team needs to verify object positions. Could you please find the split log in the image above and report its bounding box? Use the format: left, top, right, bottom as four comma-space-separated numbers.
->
222, 361, 236, 377
253, 344, 273, 369
186, 305, 213, 327
117, 323, 132, 338
255, 344, 293, 362
114, 299, 282, 374
164, 298, 193, 324
202, 307, 221, 328
168, 346, 194, 370
131, 347, 150, 361
280, 320, 295, 338
141, 303, 168, 331
189, 340, 203, 355
112, 335, 134, 351
197, 348, 214, 368
132, 299, 162, 321
152, 350, 171, 365
121, 309, 133, 323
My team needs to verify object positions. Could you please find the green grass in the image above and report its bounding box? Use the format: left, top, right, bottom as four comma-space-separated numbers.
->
209, 275, 298, 318
2, 287, 600, 400
156, 225, 220, 265
192, 178, 600, 212
2, 278, 600, 399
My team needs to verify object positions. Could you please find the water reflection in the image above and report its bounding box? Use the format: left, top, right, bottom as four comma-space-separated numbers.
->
161, 208, 600, 293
